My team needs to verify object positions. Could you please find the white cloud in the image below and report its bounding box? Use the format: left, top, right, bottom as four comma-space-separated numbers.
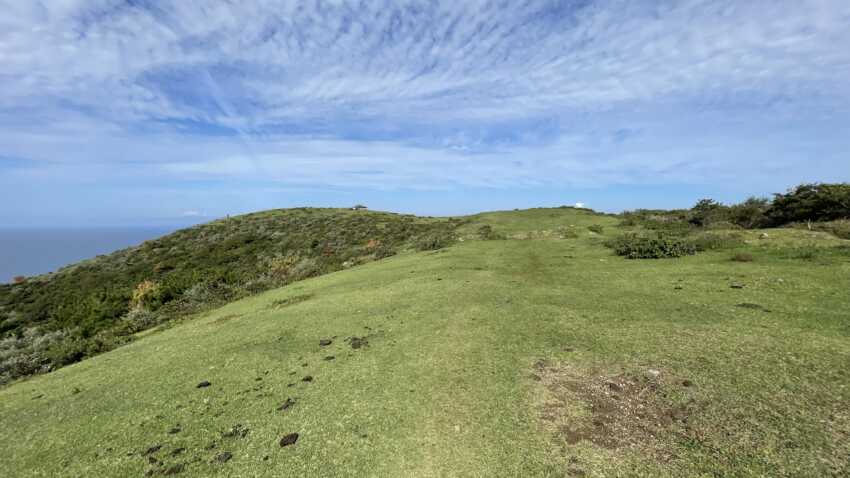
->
0, 0, 849, 207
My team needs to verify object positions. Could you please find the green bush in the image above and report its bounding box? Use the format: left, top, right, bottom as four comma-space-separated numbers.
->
766, 183, 850, 225
416, 233, 454, 251
477, 225, 504, 240
606, 233, 697, 259
587, 224, 604, 234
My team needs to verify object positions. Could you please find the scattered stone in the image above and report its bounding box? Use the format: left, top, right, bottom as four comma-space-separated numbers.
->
279, 433, 299, 447
148, 456, 160, 465
646, 369, 662, 379
319, 339, 333, 346
323, 355, 335, 361
604, 380, 623, 392
277, 398, 296, 411
32, 394, 44, 400
214, 452, 232, 463
168, 426, 181, 434
302, 376, 313, 383
681, 379, 694, 387
222, 424, 249, 439
730, 283, 745, 289
196, 381, 211, 388
674, 285, 683, 290
263, 455, 270, 461
348, 336, 368, 349
143, 445, 162, 456
71, 387, 81, 394
163, 464, 184, 475
255, 377, 262, 381
170, 448, 186, 456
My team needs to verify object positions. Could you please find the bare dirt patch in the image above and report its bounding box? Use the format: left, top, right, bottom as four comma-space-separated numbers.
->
535, 361, 695, 460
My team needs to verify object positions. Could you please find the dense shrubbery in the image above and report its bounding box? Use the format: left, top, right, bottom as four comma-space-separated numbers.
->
605, 233, 698, 259
621, 183, 849, 236
477, 225, 505, 240
0, 208, 461, 384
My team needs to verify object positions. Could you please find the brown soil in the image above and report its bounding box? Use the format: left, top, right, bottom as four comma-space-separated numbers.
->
536, 362, 695, 459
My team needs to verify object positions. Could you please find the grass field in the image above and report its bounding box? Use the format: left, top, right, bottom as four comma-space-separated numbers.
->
1, 208, 849, 477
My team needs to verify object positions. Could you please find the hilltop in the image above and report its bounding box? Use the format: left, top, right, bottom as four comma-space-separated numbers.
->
1, 206, 848, 477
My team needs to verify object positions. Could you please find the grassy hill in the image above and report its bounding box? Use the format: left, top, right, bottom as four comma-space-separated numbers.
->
0, 208, 459, 385
1, 208, 849, 477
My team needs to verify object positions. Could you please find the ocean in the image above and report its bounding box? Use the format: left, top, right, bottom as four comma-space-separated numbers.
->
0, 227, 176, 283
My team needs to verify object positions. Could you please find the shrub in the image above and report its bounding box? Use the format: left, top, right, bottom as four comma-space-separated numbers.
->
373, 243, 397, 259
587, 224, 604, 234
416, 233, 454, 251
477, 225, 504, 240
731, 252, 754, 262
766, 183, 850, 225
130, 280, 159, 310
606, 233, 697, 259
728, 197, 770, 228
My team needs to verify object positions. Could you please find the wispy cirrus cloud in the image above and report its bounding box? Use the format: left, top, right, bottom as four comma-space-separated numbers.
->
1, 0, 849, 223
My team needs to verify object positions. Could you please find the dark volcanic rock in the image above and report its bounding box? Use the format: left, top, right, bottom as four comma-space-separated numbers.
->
279, 433, 299, 447
319, 339, 333, 346
302, 376, 313, 383
222, 424, 249, 439
277, 398, 296, 411
348, 336, 368, 349
323, 355, 335, 361
196, 381, 211, 388
143, 445, 162, 456
168, 426, 181, 434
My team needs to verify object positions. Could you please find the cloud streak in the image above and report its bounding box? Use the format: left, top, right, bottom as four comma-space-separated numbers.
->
1, 0, 849, 222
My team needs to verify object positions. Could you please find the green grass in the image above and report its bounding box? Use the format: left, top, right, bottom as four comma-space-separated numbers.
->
1, 208, 849, 477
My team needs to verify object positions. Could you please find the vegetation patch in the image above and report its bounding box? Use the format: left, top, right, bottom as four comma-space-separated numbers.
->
606, 233, 697, 259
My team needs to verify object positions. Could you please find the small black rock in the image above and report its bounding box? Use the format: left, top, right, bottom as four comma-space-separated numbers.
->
279, 433, 299, 447
319, 339, 332, 346
196, 381, 211, 388
277, 398, 296, 411
323, 355, 335, 361
143, 445, 162, 456
170, 447, 186, 456
302, 376, 313, 382
168, 426, 181, 434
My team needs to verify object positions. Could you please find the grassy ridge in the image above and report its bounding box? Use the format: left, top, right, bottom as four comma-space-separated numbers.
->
1, 208, 848, 477
0, 208, 459, 384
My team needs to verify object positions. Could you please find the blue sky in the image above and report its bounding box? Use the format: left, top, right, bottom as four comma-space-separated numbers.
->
1, 0, 849, 226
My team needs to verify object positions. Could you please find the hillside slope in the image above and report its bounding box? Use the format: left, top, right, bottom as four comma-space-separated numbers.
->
0, 208, 458, 384
1, 208, 849, 477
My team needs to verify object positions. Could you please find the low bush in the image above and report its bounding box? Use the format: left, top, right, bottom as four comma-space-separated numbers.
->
587, 224, 604, 234
605, 233, 697, 259
416, 233, 455, 251
477, 225, 505, 240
